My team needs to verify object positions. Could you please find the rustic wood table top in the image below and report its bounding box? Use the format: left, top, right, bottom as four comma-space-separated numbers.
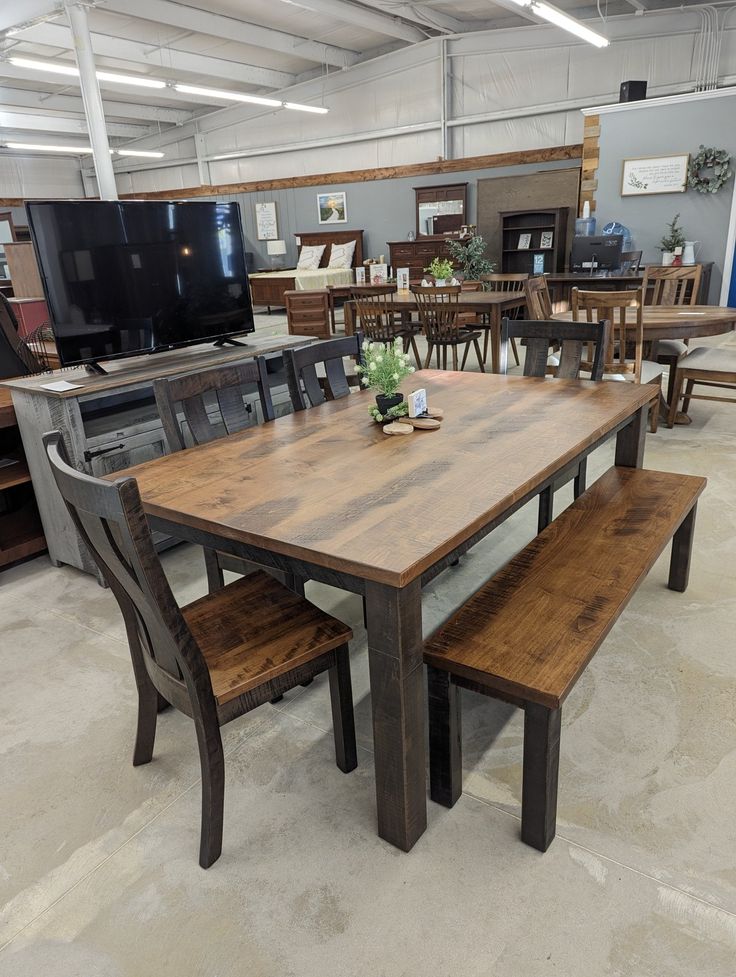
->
112, 369, 654, 855
552, 305, 736, 341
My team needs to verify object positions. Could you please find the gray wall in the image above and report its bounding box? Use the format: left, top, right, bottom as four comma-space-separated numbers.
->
595, 94, 736, 302
205, 158, 580, 272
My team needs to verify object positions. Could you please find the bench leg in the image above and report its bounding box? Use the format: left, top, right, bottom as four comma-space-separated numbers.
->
668, 503, 698, 593
427, 666, 463, 808
522, 702, 561, 852
573, 458, 588, 499
538, 486, 554, 533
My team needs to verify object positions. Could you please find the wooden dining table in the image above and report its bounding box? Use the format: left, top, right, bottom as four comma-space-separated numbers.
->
552, 304, 736, 343
343, 290, 527, 373
116, 370, 654, 853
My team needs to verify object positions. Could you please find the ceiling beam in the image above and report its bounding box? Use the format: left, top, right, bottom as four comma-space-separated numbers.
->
0, 109, 151, 138
360, 1, 467, 34
0, 0, 60, 33
281, 0, 428, 43
0, 84, 193, 123
102, 0, 361, 69
16, 21, 297, 89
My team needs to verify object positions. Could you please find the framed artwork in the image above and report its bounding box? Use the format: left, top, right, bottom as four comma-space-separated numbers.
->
370, 263, 388, 284
540, 231, 554, 249
621, 155, 689, 196
518, 233, 531, 250
317, 191, 347, 224
255, 201, 278, 240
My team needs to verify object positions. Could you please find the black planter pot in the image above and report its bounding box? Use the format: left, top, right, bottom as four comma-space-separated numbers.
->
375, 393, 403, 416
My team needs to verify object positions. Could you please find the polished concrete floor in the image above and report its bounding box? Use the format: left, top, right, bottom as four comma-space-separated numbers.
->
1, 314, 735, 976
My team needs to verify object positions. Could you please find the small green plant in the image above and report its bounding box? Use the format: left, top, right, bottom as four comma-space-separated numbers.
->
446, 234, 494, 280
425, 256, 454, 280
660, 214, 686, 252
355, 338, 415, 396
368, 401, 409, 423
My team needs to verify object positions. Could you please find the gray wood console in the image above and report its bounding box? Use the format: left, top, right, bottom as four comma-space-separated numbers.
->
2, 335, 310, 581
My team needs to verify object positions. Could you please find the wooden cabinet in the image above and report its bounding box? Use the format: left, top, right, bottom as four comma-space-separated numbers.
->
387, 239, 454, 278
500, 208, 569, 276
0, 389, 46, 569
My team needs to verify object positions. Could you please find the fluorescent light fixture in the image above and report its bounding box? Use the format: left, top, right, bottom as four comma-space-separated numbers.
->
174, 83, 282, 107
532, 2, 609, 47
115, 149, 165, 158
6, 142, 92, 153
283, 102, 329, 114
10, 57, 167, 88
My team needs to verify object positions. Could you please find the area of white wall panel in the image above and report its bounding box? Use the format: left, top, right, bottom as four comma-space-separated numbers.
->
0, 154, 84, 199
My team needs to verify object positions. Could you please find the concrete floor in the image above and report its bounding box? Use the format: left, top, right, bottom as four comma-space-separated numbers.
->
1, 311, 735, 976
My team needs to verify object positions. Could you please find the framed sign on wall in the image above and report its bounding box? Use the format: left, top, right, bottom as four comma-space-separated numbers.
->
255, 201, 278, 240
621, 155, 689, 196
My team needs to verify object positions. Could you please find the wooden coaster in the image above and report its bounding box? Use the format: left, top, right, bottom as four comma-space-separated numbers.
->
383, 422, 414, 436
425, 406, 444, 420
397, 416, 441, 430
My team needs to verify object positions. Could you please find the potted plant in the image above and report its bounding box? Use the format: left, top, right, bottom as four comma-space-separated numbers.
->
425, 256, 454, 285
660, 214, 686, 267
446, 234, 494, 281
355, 338, 415, 420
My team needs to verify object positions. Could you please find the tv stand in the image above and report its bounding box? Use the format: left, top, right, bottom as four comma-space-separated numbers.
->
84, 361, 109, 375
213, 337, 248, 347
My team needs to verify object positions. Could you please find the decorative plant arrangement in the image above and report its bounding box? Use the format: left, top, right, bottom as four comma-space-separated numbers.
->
424, 256, 455, 285
446, 234, 494, 281
688, 146, 732, 194
660, 213, 686, 265
355, 338, 415, 421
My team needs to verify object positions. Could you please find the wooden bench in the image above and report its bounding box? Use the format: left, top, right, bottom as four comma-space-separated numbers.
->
424, 466, 706, 852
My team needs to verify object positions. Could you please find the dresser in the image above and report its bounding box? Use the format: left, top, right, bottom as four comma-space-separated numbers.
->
387, 239, 455, 278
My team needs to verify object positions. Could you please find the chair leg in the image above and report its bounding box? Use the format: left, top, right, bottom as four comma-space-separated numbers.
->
133, 679, 159, 766
511, 336, 520, 367
424, 344, 433, 370
682, 378, 696, 414
482, 330, 490, 365
436, 345, 441, 369
473, 338, 485, 373
521, 702, 561, 852
442, 345, 447, 370
328, 646, 358, 773
204, 548, 225, 593
460, 342, 470, 370
427, 665, 462, 808
194, 716, 225, 869
668, 502, 698, 593
410, 334, 422, 370
452, 344, 458, 371
573, 459, 587, 499
538, 486, 554, 533
667, 370, 686, 428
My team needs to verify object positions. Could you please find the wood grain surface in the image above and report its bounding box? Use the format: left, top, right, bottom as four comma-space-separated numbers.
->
553, 305, 736, 341
116, 370, 655, 588
0, 388, 16, 428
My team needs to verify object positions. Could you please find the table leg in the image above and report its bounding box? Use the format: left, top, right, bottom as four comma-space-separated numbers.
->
489, 306, 502, 374
344, 300, 355, 337
365, 578, 427, 851
615, 405, 647, 468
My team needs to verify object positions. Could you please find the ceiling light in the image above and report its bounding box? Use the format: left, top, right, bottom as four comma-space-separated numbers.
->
9, 57, 166, 88
115, 149, 165, 158
283, 102, 329, 114
174, 83, 282, 107
532, 2, 610, 47
6, 142, 93, 153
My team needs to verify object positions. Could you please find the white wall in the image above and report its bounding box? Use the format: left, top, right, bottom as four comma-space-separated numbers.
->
0, 153, 84, 199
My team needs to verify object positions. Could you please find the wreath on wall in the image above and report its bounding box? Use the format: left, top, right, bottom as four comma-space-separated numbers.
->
688, 145, 733, 194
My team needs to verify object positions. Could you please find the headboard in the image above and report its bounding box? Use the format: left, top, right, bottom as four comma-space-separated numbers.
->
295, 229, 364, 268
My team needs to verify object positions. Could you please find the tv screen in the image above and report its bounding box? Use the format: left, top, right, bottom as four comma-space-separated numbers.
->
26, 200, 255, 367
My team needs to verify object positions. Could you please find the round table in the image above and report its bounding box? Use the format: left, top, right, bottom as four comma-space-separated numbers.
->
552, 305, 736, 341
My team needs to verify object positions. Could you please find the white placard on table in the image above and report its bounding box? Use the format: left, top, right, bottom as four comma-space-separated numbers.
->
369, 263, 388, 284
397, 267, 410, 290
255, 201, 278, 240
41, 380, 83, 392
355, 267, 366, 284
621, 155, 689, 196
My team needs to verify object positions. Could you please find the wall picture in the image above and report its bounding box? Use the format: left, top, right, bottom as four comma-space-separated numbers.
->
317, 191, 347, 224
621, 155, 689, 196
518, 233, 531, 250
540, 231, 554, 249
255, 201, 278, 240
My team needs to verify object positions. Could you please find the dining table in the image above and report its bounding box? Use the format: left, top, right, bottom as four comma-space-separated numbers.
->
343, 290, 527, 373
115, 370, 654, 853
551, 304, 736, 344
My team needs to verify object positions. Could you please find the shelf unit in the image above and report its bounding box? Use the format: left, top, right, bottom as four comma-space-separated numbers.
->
0, 389, 46, 569
500, 207, 568, 276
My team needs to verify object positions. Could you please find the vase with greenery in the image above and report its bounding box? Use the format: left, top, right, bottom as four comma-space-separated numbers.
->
424, 256, 454, 285
660, 214, 686, 265
355, 338, 415, 420
446, 234, 494, 281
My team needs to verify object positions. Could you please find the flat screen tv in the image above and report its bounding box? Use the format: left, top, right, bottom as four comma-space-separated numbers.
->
26, 200, 255, 368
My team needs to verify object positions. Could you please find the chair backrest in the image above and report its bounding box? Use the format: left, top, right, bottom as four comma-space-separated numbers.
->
283, 333, 363, 411
482, 273, 529, 293
0, 293, 43, 378
620, 250, 643, 273
285, 289, 331, 339
500, 317, 609, 380
524, 276, 553, 319
154, 358, 274, 453
43, 431, 213, 715
351, 290, 400, 343
571, 286, 644, 380
460, 280, 483, 292
642, 264, 702, 306
410, 284, 462, 342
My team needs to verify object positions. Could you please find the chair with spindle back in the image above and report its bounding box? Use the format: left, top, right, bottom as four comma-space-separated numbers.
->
524, 276, 554, 321
351, 287, 422, 369
620, 250, 643, 273
153, 359, 275, 593
285, 289, 332, 340
0, 292, 44, 379
500, 317, 610, 531
410, 284, 485, 372
571, 286, 663, 433
283, 333, 364, 411
642, 264, 704, 403
482, 273, 530, 365
43, 432, 357, 868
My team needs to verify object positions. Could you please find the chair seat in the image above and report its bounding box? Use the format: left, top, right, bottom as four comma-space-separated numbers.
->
656, 339, 689, 357
183, 571, 352, 705
431, 331, 482, 345
675, 345, 736, 375
604, 360, 663, 385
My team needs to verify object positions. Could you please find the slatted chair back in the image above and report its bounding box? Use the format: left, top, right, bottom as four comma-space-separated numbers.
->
571, 287, 645, 380
283, 333, 363, 411
410, 284, 462, 344
642, 264, 702, 306
43, 432, 212, 717
154, 359, 274, 452
482, 272, 529, 294
524, 276, 553, 320
500, 318, 609, 380
284, 289, 331, 340
351, 289, 401, 343
0, 292, 43, 378
621, 250, 643, 273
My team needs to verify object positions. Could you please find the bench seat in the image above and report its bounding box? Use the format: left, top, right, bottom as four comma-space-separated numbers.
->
425, 465, 706, 851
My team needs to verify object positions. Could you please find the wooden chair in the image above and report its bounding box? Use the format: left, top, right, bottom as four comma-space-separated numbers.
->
43, 431, 357, 868
285, 289, 331, 340
571, 286, 663, 433
667, 346, 736, 427
620, 250, 643, 273
283, 333, 364, 411
524, 276, 554, 320
410, 285, 485, 372
351, 288, 422, 369
500, 317, 610, 531
642, 264, 703, 404
482, 273, 530, 366
153, 359, 275, 593
0, 293, 44, 379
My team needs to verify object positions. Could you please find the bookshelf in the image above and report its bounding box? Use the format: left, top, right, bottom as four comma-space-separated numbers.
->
500, 208, 568, 276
